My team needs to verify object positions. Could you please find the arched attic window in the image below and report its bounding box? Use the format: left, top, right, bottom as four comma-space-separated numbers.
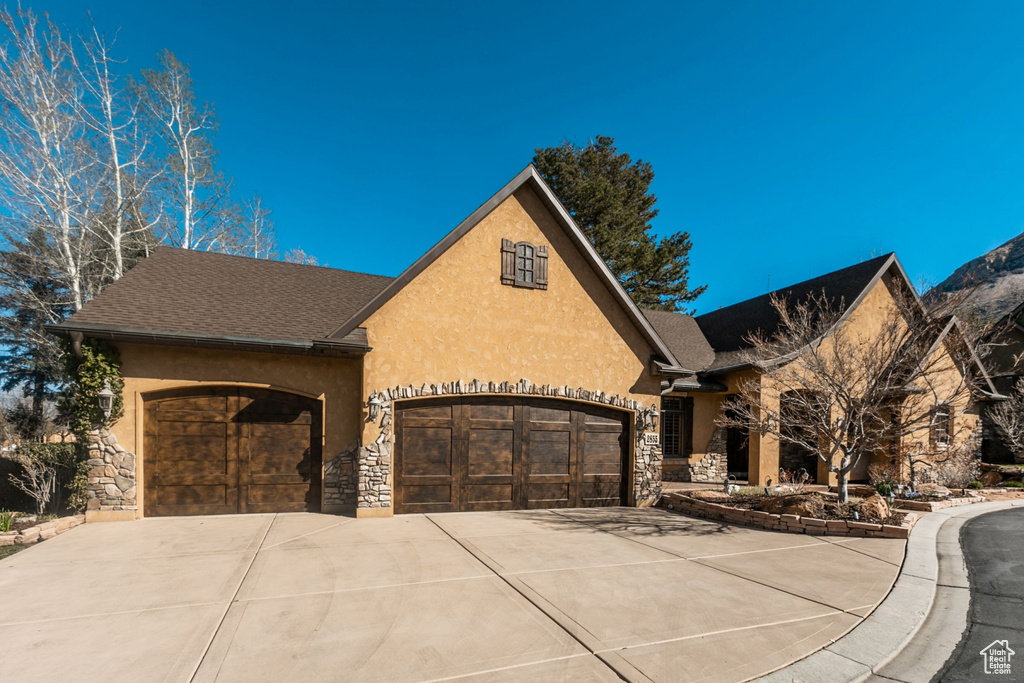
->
501, 239, 548, 290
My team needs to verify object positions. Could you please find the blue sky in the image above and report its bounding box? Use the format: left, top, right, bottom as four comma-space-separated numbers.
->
40, 0, 1024, 312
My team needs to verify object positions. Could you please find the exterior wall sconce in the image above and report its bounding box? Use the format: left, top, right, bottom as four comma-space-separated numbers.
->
644, 404, 659, 432
367, 391, 382, 422
761, 412, 777, 435
97, 379, 115, 424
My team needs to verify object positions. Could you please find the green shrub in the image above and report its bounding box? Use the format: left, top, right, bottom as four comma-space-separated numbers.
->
0, 511, 13, 533
967, 481, 984, 489
873, 479, 896, 496
1000, 480, 1024, 488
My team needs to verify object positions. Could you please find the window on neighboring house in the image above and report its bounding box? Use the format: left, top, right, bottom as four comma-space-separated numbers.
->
500, 239, 548, 289
660, 397, 693, 458
932, 405, 952, 449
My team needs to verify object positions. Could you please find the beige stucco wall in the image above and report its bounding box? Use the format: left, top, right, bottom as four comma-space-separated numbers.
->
361, 184, 662, 440
113, 343, 362, 518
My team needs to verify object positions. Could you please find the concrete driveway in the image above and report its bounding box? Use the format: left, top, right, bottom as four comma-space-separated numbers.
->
0, 507, 904, 682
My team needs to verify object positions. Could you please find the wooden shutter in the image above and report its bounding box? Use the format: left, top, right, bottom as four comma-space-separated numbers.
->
683, 397, 694, 457
946, 409, 954, 447
536, 245, 548, 289
500, 239, 515, 285
929, 407, 939, 450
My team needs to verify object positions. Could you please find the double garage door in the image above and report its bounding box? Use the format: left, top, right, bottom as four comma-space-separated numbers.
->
395, 396, 630, 513
143, 387, 322, 516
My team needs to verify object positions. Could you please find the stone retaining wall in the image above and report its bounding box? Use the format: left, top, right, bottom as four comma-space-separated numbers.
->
360, 379, 663, 511
893, 495, 985, 512
661, 491, 918, 539
0, 514, 84, 546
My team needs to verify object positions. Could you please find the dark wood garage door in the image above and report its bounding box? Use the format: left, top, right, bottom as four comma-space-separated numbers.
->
143, 387, 322, 516
394, 396, 630, 513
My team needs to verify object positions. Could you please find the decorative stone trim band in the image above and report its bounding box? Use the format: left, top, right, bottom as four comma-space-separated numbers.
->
0, 514, 84, 546
661, 491, 919, 539
354, 379, 662, 510
85, 428, 137, 513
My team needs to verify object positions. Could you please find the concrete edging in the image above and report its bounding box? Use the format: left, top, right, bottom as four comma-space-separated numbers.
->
751, 499, 1024, 683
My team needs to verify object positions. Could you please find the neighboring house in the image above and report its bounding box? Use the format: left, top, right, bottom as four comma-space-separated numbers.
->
978, 300, 1024, 462
51, 166, 997, 522
645, 254, 997, 487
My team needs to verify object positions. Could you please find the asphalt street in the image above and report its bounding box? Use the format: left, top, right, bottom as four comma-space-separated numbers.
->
936, 507, 1024, 682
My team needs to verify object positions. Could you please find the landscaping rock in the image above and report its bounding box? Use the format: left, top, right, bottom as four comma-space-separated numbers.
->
981, 470, 1003, 487
689, 490, 732, 502
917, 483, 952, 497
856, 494, 890, 520
760, 494, 827, 518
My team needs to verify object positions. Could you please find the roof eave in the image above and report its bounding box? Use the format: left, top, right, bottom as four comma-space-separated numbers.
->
46, 322, 372, 357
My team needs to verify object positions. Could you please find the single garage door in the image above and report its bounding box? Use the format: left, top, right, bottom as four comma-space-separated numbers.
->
394, 396, 629, 513
143, 387, 322, 516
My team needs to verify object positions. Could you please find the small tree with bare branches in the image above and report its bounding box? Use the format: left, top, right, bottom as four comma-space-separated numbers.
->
989, 379, 1024, 464
720, 284, 985, 503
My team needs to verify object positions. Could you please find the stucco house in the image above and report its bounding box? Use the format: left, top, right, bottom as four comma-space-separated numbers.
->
53, 167, 994, 522
977, 300, 1024, 462
648, 254, 997, 488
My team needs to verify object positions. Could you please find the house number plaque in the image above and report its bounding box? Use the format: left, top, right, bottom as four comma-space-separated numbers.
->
644, 432, 660, 446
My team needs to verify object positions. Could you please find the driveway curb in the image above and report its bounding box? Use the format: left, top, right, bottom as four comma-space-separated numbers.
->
752, 499, 1024, 683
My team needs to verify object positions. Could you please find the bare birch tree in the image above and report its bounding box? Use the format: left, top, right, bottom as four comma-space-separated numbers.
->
139, 50, 237, 252
240, 193, 277, 259
73, 19, 161, 282
0, 8, 97, 312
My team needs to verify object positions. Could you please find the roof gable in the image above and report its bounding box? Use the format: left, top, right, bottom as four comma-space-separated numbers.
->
696, 253, 900, 371
328, 165, 683, 369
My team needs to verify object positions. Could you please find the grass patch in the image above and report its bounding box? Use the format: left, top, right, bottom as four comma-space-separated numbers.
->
0, 544, 25, 560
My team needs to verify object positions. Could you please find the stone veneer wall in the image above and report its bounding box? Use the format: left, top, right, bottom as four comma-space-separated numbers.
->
358, 378, 662, 511
85, 428, 137, 513
323, 438, 359, 507
662, 427, 729, 483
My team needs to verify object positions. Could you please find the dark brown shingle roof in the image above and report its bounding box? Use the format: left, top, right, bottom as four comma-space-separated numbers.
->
642, 310, 716, 372
64, 247, 393, 344
695, 254, 895, 371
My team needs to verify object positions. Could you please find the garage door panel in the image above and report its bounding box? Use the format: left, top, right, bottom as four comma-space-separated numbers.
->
157, 395, 230, 413
527, 482, 570, 508
402, 484, 452, 505
145, 388, 321, 517
529, 406, 571, 423
462, 484, 514, 507
581, 481, 618, 507
396, 397, 628, 513
402, 404, 454, 419
401, 427, 453, 476
467, 430, 513, 476
467, 403, 514, 420
152, 454, 230, 477
154, 484, 231, 507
